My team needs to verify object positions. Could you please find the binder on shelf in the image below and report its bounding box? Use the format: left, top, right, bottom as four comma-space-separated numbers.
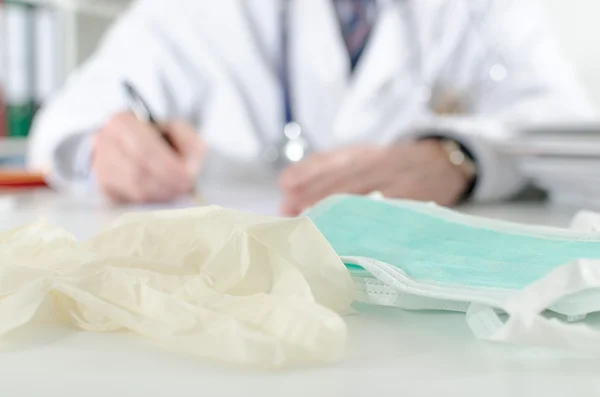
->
1, 0, 57, 192
34, 3, 62, 114
6, 0, 36, 138
0, 0, 6, 138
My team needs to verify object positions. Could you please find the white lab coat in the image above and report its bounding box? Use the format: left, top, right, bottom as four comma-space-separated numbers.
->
28, 0, 596, 201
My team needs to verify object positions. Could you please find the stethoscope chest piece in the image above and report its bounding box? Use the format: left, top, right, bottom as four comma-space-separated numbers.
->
258, 1, 314, 171
263, 121, 312, 169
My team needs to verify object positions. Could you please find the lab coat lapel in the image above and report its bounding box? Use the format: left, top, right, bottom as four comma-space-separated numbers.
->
289, 0, 351, 148
333, 3, 416, 144
176, 0, 282, 159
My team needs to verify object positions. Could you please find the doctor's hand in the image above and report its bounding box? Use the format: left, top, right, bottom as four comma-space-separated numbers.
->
92, 112, 205, 203
279, 140, 473, 216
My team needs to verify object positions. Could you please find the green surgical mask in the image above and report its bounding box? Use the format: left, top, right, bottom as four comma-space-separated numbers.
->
305, 194, 600, 353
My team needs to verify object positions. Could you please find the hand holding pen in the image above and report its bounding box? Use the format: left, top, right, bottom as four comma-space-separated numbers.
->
123, 82, 177, 150
90, 82, 205, 204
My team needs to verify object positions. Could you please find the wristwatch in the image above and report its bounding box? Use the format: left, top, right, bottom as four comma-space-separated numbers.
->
439, 139, 477, 181
418, 133, 479, 201
438, 138, 478, 201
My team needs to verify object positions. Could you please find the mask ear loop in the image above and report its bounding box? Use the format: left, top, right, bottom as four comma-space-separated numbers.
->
466, 258, 600, 354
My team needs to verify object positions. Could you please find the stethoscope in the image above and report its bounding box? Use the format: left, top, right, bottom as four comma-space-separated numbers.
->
258, 0, 508, 170
260, 0, 313, 169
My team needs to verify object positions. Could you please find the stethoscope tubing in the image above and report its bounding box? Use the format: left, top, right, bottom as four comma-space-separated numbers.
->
238, 0, 508, 160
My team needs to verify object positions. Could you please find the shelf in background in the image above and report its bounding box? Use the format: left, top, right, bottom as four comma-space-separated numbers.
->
1, 0, 131, 140
0, 138, 28, 160
0, 138, 46, 188
12, 0, 131, 17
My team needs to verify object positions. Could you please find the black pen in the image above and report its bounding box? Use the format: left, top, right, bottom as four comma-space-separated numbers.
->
122, 81, 176, 149
122, 81, 201, 199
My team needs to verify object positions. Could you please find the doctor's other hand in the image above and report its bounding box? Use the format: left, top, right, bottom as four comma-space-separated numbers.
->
92, 112, 205, 203
279, 140, 473, 216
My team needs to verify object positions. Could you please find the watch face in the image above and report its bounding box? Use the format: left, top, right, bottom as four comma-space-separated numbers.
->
440, 140, 477, 180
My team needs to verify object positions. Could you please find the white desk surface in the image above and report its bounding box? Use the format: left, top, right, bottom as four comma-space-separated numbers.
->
1, 189, 599, 397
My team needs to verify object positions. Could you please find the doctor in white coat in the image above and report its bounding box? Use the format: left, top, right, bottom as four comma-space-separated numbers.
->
28, 0, 595, 215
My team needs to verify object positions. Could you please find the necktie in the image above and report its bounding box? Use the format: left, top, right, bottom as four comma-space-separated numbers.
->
332, 0, 378, 70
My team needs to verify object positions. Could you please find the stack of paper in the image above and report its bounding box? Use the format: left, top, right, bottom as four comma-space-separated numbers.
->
498, 123, 600, 208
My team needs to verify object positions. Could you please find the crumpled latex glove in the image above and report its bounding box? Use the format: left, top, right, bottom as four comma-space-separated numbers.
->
0, 206, 355, 368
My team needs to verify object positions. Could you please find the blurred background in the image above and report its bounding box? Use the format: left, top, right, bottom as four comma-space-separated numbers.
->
0, 0, 599, 196
0, 0, 130, 170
